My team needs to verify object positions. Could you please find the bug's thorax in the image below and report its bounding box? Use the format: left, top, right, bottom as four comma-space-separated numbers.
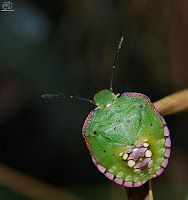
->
94, 89, 117, 108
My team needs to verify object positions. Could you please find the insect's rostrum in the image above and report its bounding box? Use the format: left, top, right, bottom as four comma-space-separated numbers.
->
82, 89, 171, 187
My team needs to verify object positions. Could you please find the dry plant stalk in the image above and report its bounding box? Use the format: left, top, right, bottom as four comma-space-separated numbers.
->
0, 163, 83, 200
154, 89, 188, 116
0, 89, 187, 200
126, 88, 188, 200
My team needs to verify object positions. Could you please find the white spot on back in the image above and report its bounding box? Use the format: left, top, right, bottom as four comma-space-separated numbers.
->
140, 173, 145, 177
127, 160, 136, 168
143, 143, 149, 147
157, 138, 165, 145
134, 177, 140, 183
134, 169, 141, 174
109, 166, 117, 173
119, 152, 124, 157
145, 150, 152, 157
148, 160, 153, 168
116, 171, 124, 178
123, 153, 128, 160
154, 166, 160, 171
125, 175, 132, 182
157, 158, 164, 163
106, 103, 112, 107
158, 148, 165, 154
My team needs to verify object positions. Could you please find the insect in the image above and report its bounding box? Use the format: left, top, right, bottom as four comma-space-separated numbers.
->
42, 37, 171, 187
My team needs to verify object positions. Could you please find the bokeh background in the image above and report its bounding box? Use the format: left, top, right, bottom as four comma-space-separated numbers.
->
0, 0, 188, 199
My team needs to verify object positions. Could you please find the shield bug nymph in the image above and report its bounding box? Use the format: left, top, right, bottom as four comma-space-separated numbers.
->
42, 37, 171, 188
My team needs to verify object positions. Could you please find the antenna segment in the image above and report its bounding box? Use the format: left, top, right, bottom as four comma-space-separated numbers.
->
109, 36, 124, 92
41, 94, 93, 104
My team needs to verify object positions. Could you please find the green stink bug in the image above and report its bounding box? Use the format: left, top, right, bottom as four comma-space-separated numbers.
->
42, 37, 171, 188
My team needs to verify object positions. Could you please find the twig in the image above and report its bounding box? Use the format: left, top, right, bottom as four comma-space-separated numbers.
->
126, 88, 188, 200
0, 164, 82, 200
154, 89, 188, 116
148, 179, 153, 200
125, 181, 150, 200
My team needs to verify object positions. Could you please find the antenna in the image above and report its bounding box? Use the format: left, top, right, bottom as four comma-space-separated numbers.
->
109, 36, 124, 92
41, 94, 94, 104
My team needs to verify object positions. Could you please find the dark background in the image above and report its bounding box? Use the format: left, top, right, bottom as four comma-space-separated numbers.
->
0, 0, 187, 199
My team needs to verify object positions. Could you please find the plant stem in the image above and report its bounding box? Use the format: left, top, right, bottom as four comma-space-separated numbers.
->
0, 164, 82, 200
154, 89, 188, 116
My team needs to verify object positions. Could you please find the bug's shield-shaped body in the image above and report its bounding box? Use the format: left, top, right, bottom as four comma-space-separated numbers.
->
82, 90, 171, 187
